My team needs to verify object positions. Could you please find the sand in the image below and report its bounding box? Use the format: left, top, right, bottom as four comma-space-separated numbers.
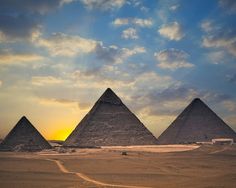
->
0, 145, 236, 188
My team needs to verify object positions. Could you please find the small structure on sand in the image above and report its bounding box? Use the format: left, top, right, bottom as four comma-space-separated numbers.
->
212, 138, 234, 145
157, 98, 236, 144
0, 116, 51, 151
63, 88, 158, 147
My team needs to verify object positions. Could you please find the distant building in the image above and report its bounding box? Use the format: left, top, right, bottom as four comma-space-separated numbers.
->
157, 98, 236, 144
0, 116, 51, 151
63, 88, 158, 147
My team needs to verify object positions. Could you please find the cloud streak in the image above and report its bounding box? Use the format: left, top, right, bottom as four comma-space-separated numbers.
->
113, 18, 153, 27
154, 48, 194, 70
202, 30, 236, 57
31, 76, 64, 86
0, 51, 44, 64
35, 32, 99, 57
79, 0, 125, 11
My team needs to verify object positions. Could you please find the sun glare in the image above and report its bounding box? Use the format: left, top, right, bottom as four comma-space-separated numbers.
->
51, 128, 73, 141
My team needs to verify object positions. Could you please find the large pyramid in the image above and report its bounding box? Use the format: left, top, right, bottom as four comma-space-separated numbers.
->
157, 98, 236, 144
63, 88, 158, 147
0, 116, 51, 151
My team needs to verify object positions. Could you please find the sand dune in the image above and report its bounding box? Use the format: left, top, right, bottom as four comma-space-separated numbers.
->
0, 145, 235, 188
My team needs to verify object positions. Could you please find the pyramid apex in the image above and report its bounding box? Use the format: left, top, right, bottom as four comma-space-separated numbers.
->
105, 88, 112, 92
20, 116, 29, 122
98, 88, 122, 105
21, 116, 27, 119
192, 98, 202, 103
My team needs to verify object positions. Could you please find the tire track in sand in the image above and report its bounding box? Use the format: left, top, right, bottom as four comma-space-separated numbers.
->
47, 159, 151, 188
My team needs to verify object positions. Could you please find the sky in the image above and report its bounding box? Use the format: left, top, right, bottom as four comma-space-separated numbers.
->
0, 0, 236, 141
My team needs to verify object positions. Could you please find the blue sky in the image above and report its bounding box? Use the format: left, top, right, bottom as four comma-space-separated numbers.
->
0, 0, 236, 140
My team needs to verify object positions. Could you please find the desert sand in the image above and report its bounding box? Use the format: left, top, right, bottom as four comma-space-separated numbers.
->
0, 145, 236, 188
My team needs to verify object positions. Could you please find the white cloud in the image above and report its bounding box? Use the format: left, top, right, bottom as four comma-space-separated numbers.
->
112, 18, 153, 27
158, 22, 184, 41
122, 27, 139, 39
201, 19, 236, 58
133, 72, 175, 91
112, 18, 129, 26
0, 52, 44, 64
31, 76, 64, 86
35, 32, 99, 57
132, 18, 153, 27
79, 0, 125, 10
202, 32, 236, 57
121, 46, 146, 58
169, 4, 179, 11
154, 48, 194, 70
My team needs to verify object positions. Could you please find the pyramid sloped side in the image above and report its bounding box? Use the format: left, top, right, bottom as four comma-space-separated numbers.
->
157, 99, 236, 144
0, 117, 51, 151
64, 96, 157, 147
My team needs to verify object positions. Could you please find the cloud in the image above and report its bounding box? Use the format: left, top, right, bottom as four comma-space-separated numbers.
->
158, 22, 184, 41
112, 18, 129, 26
222, 100, 236, 112
207, 51, 226, 64
219, 0, 236, 14
38, 97, 79, 107
95, 44, 146, 64
201, 20, 214, 33
129, 81, 231, 117
0, 14, 41, 42
0, 0, 75, 41
0, 0, 69, 14
169, 4, 179, 11
226, 74, 236, 84
112, 18, 153, 27
132, 18, 153, 27
201, 19, 236, 59
0, 51, 44, 64
121, 46, 146, 57
35, 32, 99, 57
202, 30, 236, 57
132, 72, 176, 92
154, 48, 194, 70
31, 76, 64, 86
79, 0, 125, 11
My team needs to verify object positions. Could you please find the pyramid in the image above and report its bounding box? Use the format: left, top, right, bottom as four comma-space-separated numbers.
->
63, 88, 158, 147
0, 116, 51, 151
157, 98, 236, 144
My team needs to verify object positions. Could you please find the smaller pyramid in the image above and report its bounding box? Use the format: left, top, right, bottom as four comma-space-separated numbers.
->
63, 88, 158, 147
157, 98, 236, 144
0, 116, 51, 151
